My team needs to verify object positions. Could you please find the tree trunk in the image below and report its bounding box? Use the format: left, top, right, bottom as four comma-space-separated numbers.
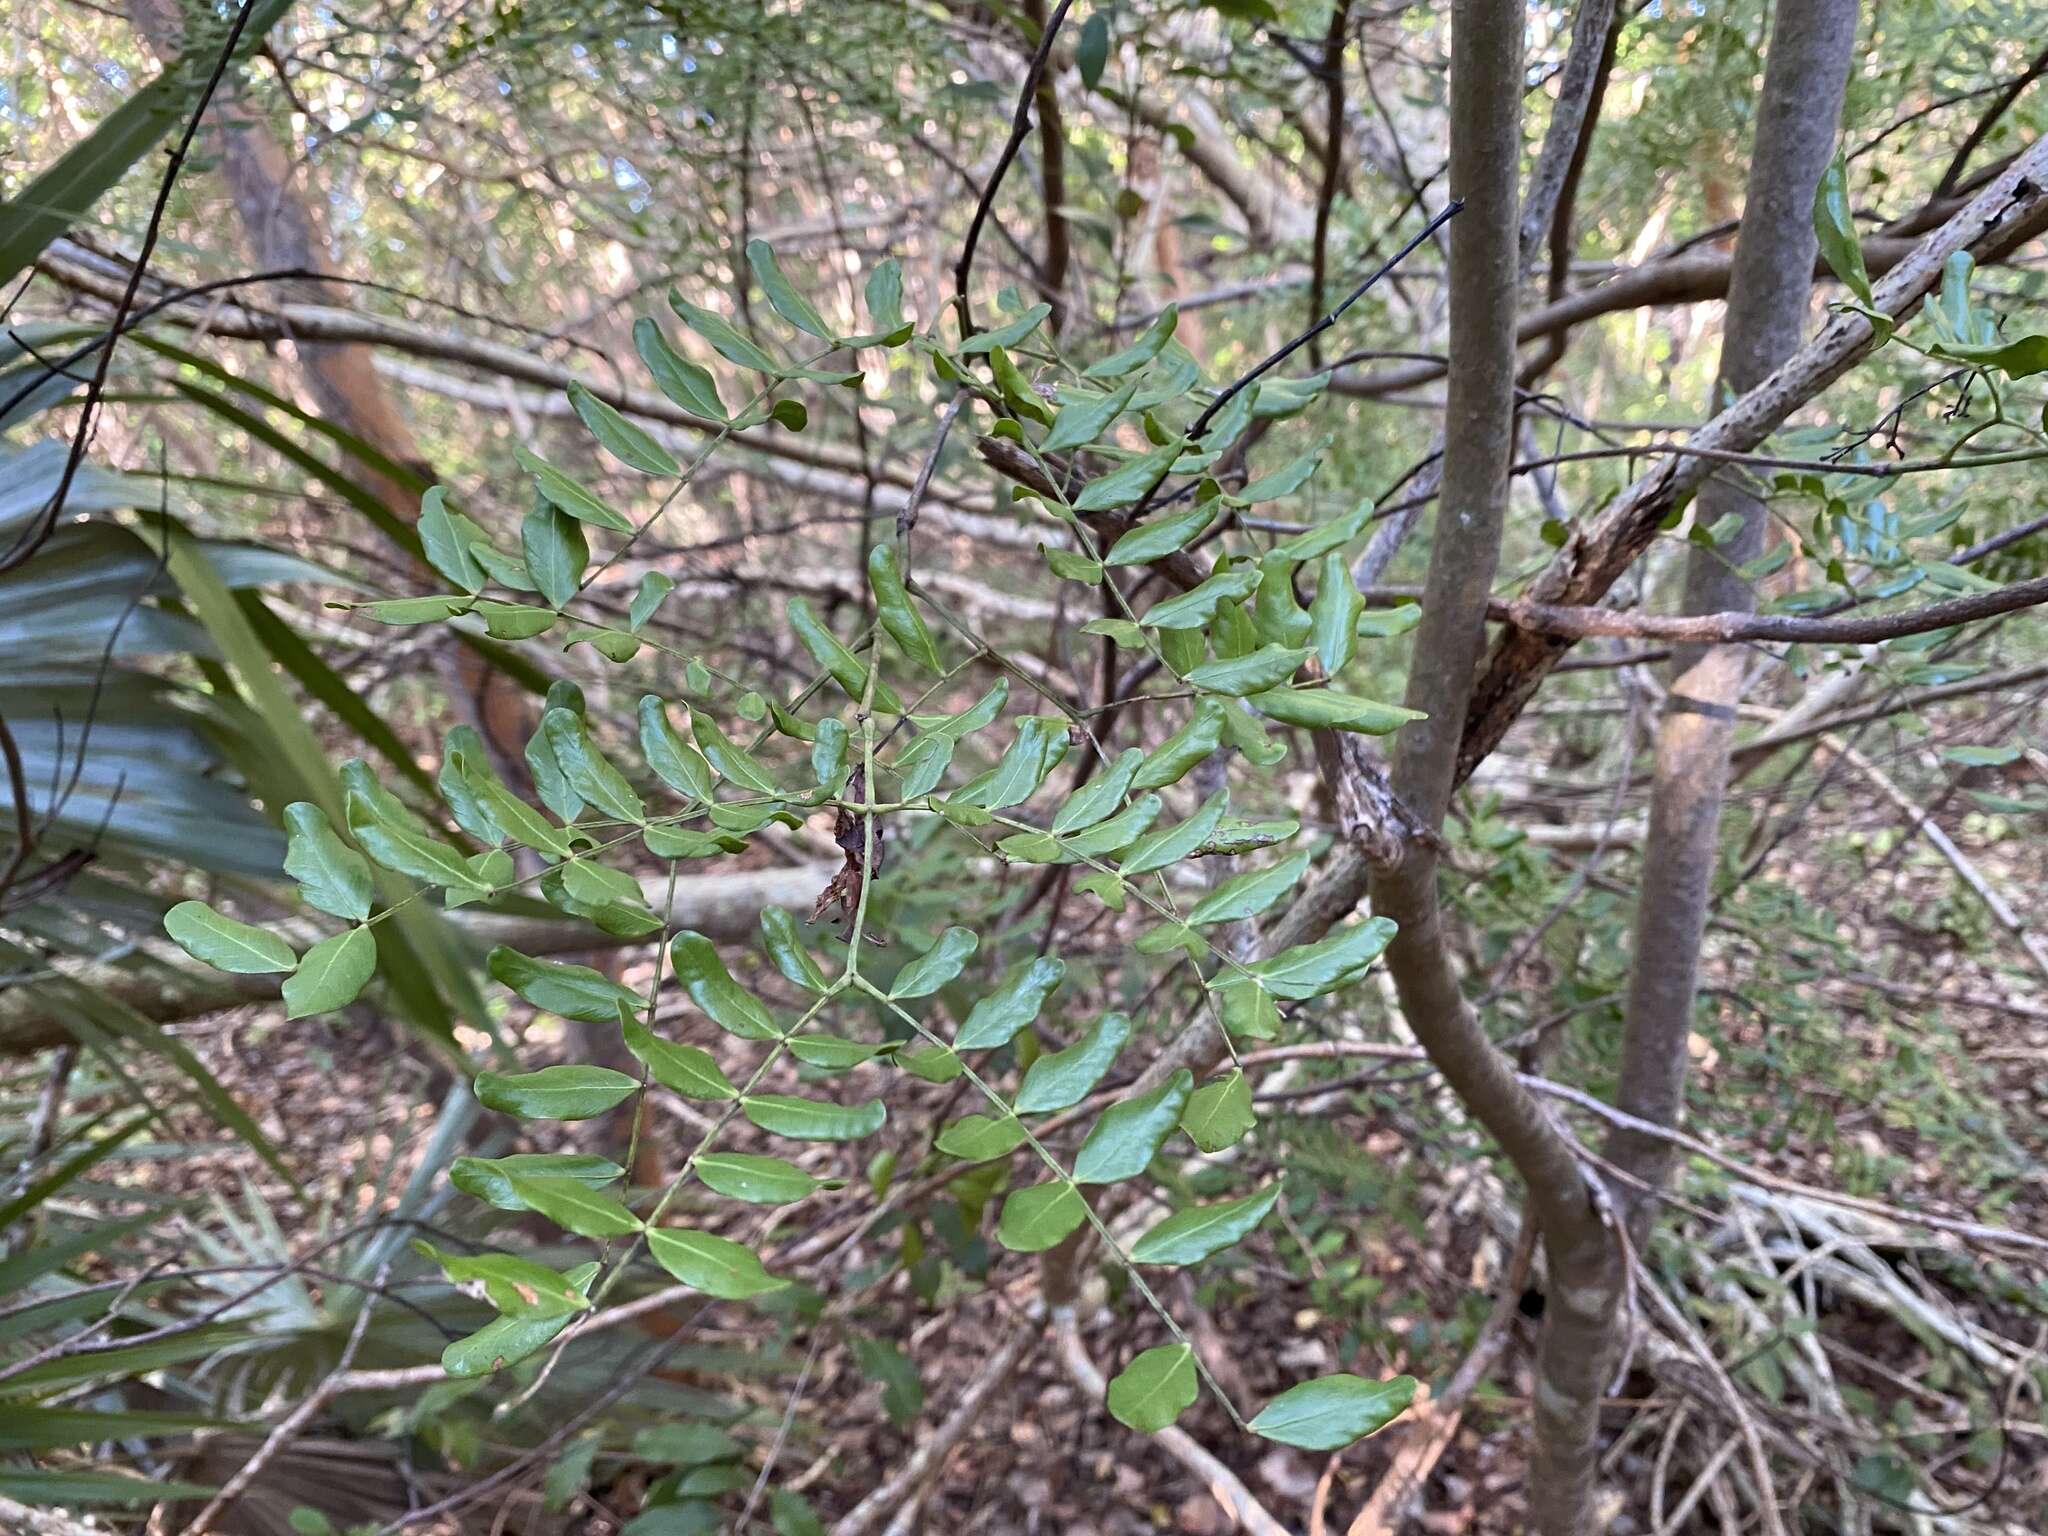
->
1605, 0, 1860, 1237
1352, 2, 1624, 1531
124, 0, 531, 772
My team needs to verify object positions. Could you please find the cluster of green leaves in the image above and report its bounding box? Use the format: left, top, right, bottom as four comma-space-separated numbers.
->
164, 245, 1424, 1462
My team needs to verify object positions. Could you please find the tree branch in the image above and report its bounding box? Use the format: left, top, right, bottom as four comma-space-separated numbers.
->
1454, 134, 2048, 787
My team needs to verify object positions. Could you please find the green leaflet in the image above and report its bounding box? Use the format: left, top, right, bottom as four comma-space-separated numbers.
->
995, 1179, 1088, 1252
164, 900, 296, 975
1248, 1374, 1419, 1451
638, 696, 715, 801
1076, 438, 1183, 514
1248, 371, 1329, 418
1309, 552, 1365, 675
787, 596, 904, 711
863, 257, 908, 336
1255, 550, 1312, 647
934, 1112, 1027, 1161
623, 1016, 738, 1100
1053, 747, 1145, 834
416, 1242, 590, 1318
1931, 331, 2048, 378
489, 946, 643, 1021
760, 907, 831, 992
954, 956, 1065, 1050
1081, 616, 1146, 648
894, 732, 954, 799
468, 771, 572, 858
890, 926, 978, 999
1085, 305, 1178, 380
1061, 794, 1162, 858
1043, 377, 1138, 453
694, 1152, 828, 1204
646, 1227, 788, 1300
418, 485, 486, 592
441, 1302, 582, 1378
1250, 687, 1425, 735
1132, 1180, 1278, 1266
644, 825, 746, 859
628, 571, 676, 630
1132, 699, 1227, 791
671, 931, 781, 1039
867, 543, 942, 673
1073, 1069, 1193, 1184
810, 718, 852, 799
958, 302, 1051, 354
504, 1173, 642, 1238
440, 729, 505, 845
989, 346, 1053, 424
1106, 1342, 1198, 1433
634, 1423, 744, 1466
521, 504, 588, 608
1356, 601, 1422, 639
450, 1154, 624, 1211
1103, 497, 1212, 562
1185, 644, 1308, 696
281, 926, 375, 1019
547, 860, 653, 937
361, 594, 471, 625
568, 381, 680, 475
1043, 545, 1103, 583
1180, 1070, 1256, 1153
1228, 916, 1397, 1001
894, 1044, 963, 1083
1119, 789, 1227, 876
742, 1093, 887, 1141
952, 716, 1069, 810
475, 1065, 639, 1121
746, 239, 836, 339
1220, 982, 1281, 1040
514, 444, 635, 533
1142, 566, 1261, 631
1233, 435, 1331, 503
970, 732, 1076, 812
1276, 498, 1375, 561
1186, 849, 1311, 926
671, 291, 782, 373
1075, 10, 1110, 87
693, 714, 781, 794
559, 625, 640, 662
543, 707, 645, 824
909, 677, 1008, 738
1812, 149, 1871, 305
1014, 1011, 1130, 1113
346, 783, 486, 897
634, 317, 727, 420
785, 1034, 885, 1070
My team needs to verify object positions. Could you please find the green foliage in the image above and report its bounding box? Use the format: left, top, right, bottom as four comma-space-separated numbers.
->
126, 241, 1444, 1503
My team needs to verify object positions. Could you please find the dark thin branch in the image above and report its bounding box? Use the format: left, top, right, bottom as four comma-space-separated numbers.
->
1933, 41, 2048, 198
1192, 200, 1462, 436
953, 0, 1077, 336
1306, 0, 1351, 366
0, 0, 263, 576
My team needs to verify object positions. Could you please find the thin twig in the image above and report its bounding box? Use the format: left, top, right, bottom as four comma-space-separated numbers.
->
954, 0, 1077, 335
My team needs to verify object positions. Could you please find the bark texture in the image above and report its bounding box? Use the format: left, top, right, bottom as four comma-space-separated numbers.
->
1607, 0, 1860, 1237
